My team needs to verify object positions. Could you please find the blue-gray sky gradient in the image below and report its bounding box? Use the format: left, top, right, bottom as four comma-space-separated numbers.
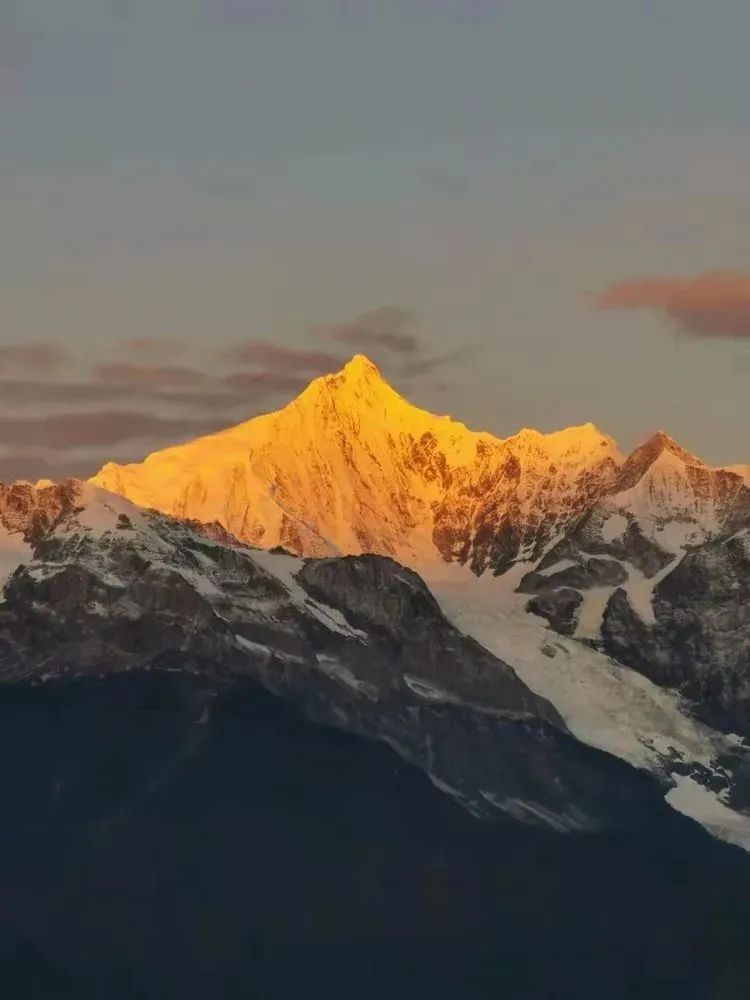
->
0, 0, 748, 478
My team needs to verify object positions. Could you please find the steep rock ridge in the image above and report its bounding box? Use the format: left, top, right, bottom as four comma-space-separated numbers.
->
0, 477, 681, 835
519, 433, 750, 729
88, 358, 750, 735
0, 479, 749, 844
92, 356, 622, 575
521, 431, 750, 618
600, 528, 750, 734
433, 422, 621, 574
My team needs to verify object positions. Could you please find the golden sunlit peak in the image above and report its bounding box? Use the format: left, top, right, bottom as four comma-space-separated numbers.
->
340, 354, 383, 380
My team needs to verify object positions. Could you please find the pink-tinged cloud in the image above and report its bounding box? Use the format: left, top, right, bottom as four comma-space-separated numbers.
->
226, 341, 343, 373
317, 306, 419, 354
0, 342, 67, 372
596, 269, 750, 338
95, 363, 208, 387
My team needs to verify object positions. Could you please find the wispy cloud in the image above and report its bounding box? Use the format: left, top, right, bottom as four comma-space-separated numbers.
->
315, 306, 420, 354
118, 337, 177, 357
596, 269, 750, 338
399, 345, 475, 378
222, 371, 308, 394
226, 340, 343, 373
0, 342, 67, 373
95, 363, 209, 387
0, 412, 214, 450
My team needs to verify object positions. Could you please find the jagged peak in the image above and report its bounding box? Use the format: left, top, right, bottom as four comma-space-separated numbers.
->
639, 430, 703, 466
341, 353, 382, 380
292, 354, 411, 415
506, 422, 620, 461
614, 430, 706, 493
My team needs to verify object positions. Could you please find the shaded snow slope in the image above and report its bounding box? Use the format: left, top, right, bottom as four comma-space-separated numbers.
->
427, 562, 750, 852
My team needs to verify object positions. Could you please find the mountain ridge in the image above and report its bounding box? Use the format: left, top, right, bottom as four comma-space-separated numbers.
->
1, 476, 749, 851
91, 355, 746, 576
87, 355, 750, 735
88, 356, 637, 569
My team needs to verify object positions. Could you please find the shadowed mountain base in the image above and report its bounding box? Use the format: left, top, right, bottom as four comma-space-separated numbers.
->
1, 672, 750, 1000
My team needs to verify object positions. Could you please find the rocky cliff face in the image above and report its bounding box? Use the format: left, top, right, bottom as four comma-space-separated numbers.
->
518, 433, 750, 731
600, 529, 750, 734
0, 478, 749, 846
0, 478, 683, 836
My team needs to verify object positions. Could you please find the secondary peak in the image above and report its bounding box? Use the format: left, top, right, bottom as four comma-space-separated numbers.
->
643, 430, 702, 464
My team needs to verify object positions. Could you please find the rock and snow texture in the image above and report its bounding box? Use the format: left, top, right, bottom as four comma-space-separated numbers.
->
427, 563, 750, 852
91, 358, 750, 733
92, 355, 623, 575
0, 478, 696, 838
517, 432, 750, 730
2, 357, 749, 848
0, 478, 749, 848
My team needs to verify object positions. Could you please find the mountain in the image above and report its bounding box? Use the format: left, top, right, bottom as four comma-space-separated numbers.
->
92, 355, 623, 574
91, 356, 750, 734
1, 476, 749, 851
518, 431, 750, 730
0, 477, 685, 835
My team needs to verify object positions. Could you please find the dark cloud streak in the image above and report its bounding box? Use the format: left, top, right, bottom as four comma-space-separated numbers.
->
222, 371, 308, 395
0, 412, 213, 450
95, 363, 209, 387
316, 306, 419, 354
226, 340, 343, 373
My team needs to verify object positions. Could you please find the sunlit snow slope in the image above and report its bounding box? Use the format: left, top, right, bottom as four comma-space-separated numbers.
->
92, 355, 623, 573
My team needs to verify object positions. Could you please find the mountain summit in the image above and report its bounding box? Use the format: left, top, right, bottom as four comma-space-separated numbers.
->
92, 356, 624, 572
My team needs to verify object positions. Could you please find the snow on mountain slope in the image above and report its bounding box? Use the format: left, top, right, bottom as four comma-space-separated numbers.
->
520, 432, 750, 642
2, 478, 695, 838
1, 476, 749, 847
88, 355, 750, 742
606, 432, 749, 547
0, 529, 30, 592
426, 562, 750, 851
91, 356, 621, 573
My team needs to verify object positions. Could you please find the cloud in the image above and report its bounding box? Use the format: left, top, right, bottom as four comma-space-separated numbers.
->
222, 371, 308, 395
226, 340, 343, 373
0, 452, 62, 484
118, 337, 176, 357
0, 379, 251, 413
0, 412, 212, 450
398, 345, 476, 378
316, 306, 420, 354
0, 342, 67, 373
95, 363, 208, 387
596, 269, 750, 338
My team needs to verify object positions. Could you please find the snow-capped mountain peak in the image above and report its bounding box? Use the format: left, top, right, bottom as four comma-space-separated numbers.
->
91, 356, 630, 572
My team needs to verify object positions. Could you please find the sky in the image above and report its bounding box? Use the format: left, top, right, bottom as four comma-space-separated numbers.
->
1, 0, 749, 481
